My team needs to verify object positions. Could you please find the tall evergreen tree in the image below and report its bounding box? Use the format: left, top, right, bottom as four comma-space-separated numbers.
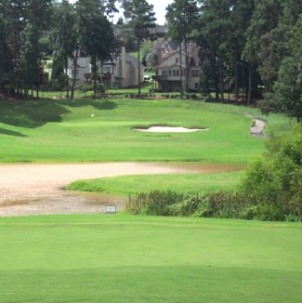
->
17, 22, 40, 96
274, 15, 302, 121
51, 0, 78, 99
166, 0, 199, 97
77, 0, 116, 98
197, 0, 233, 101
242, 0, 283, 102
228, 0, 254, 103
0, 0, 6, 88
121, 0, 156, 95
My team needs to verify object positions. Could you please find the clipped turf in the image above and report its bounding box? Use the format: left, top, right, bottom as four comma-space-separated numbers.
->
0, 98, 287, 163
67, 170, 244, 197
0, 214, 301, 303
1, 97, 299, 303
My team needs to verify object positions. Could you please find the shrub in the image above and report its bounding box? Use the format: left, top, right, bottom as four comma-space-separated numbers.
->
127, 191, 185, 216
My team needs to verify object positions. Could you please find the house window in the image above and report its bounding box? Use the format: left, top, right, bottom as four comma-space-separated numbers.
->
71, 69, 79, 77
103, 67, 111, 74
192, 70, 200, 78
175, 57, 179, 64
168, 70, 172, 76
173, 70, 180, 77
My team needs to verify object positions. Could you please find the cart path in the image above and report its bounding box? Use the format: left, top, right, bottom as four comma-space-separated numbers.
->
0, 162, 240, 217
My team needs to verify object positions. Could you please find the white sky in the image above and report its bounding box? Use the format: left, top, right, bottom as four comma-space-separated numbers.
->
68, 0, 174, 25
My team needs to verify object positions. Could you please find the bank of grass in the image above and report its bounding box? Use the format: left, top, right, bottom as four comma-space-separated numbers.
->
67, 170, 244, 197
0, 214, 301, 303
0, 97, 289, 163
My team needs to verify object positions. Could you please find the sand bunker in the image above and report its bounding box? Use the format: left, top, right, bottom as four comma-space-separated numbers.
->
134, 126, 208, 133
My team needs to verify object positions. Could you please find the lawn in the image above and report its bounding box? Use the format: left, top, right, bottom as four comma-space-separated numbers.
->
0, 97, 300, 303
0, 98, 288, 163
0, 214, 301, 303
67, 169, 244, 197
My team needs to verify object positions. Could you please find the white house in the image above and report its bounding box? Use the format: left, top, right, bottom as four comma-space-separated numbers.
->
67, 47, 145, 88
153, 39, 201, 91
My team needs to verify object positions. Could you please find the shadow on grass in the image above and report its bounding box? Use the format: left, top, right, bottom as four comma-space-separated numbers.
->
0, 98, 117, 128
0, 127, 27, 137
62, 99, 116, 110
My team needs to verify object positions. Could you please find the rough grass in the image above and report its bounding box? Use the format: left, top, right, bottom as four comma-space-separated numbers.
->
0, 214, 301, 303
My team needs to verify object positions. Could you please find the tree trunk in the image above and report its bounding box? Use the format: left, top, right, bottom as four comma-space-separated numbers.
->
70, 48, 79, 100
137, 39, 141, 96
219, 49, 224, 102
247, 62, 252, 106
91, 54, 97, 99
184, 37, 189, 98
179, 46, 184, 98
235, 57, 238, 103
65, 57, 69, 99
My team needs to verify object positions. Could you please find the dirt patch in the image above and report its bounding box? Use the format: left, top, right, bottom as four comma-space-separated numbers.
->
0, 162, 233, 217
0, 162, 244, 217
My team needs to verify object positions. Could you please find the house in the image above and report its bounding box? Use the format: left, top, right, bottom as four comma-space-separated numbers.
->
67, 47, 145, 88
153, 39, 201, 92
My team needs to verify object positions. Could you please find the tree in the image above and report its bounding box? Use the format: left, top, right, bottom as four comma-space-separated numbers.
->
239, 123, 302, 221
274, 15, 302, 121
227, 0, 254, 103
242, 0, 283, 103
2, 0, 52, 97
0, 0, 7, 89
166, 0, 199, 97
77, 0, 116, 98
121, 0, 156, 95
197, 0, 234, 101
17, 22, 40, 97
51, 0, 78, 99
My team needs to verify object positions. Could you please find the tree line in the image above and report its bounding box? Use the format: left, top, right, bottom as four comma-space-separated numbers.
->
166, 0, 302, 120
0, 0, 155, 99
0, 0, 302, 120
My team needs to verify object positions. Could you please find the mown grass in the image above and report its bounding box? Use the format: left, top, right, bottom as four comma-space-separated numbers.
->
0, 98, 289, 163
67, 170, 244, 197
0, 214, 301, 303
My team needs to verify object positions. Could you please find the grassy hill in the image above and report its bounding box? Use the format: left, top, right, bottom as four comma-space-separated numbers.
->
0, 98, 288, 163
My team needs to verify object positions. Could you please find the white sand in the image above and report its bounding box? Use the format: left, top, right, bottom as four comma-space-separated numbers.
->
134, 126, 207, 133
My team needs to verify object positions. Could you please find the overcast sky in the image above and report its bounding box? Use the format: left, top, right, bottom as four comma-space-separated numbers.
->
68, 0, 174, 25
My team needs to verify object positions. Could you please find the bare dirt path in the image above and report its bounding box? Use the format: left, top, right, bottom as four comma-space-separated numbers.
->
0, 162, 206, 217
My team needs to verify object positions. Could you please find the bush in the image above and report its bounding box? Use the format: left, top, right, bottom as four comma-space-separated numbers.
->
127, 191, 185, 216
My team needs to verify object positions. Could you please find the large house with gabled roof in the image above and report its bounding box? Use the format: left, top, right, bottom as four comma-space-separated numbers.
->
67, 47, 144, 88
152, 39, 201, 91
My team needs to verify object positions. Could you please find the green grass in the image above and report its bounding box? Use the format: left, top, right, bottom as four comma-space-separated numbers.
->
67, 170, 244, 197
0, 214, 301, 303
0, 98, 288, 163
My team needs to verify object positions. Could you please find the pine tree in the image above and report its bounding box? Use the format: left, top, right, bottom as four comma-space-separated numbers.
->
197, 0, 234, 101
51, 0, 78, 99
77, 0, 116, 98
166, 0, 199, 97
121, 0, 156, 95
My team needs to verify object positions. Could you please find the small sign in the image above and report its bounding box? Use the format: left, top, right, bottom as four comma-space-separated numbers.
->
106, 205, 117, 214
